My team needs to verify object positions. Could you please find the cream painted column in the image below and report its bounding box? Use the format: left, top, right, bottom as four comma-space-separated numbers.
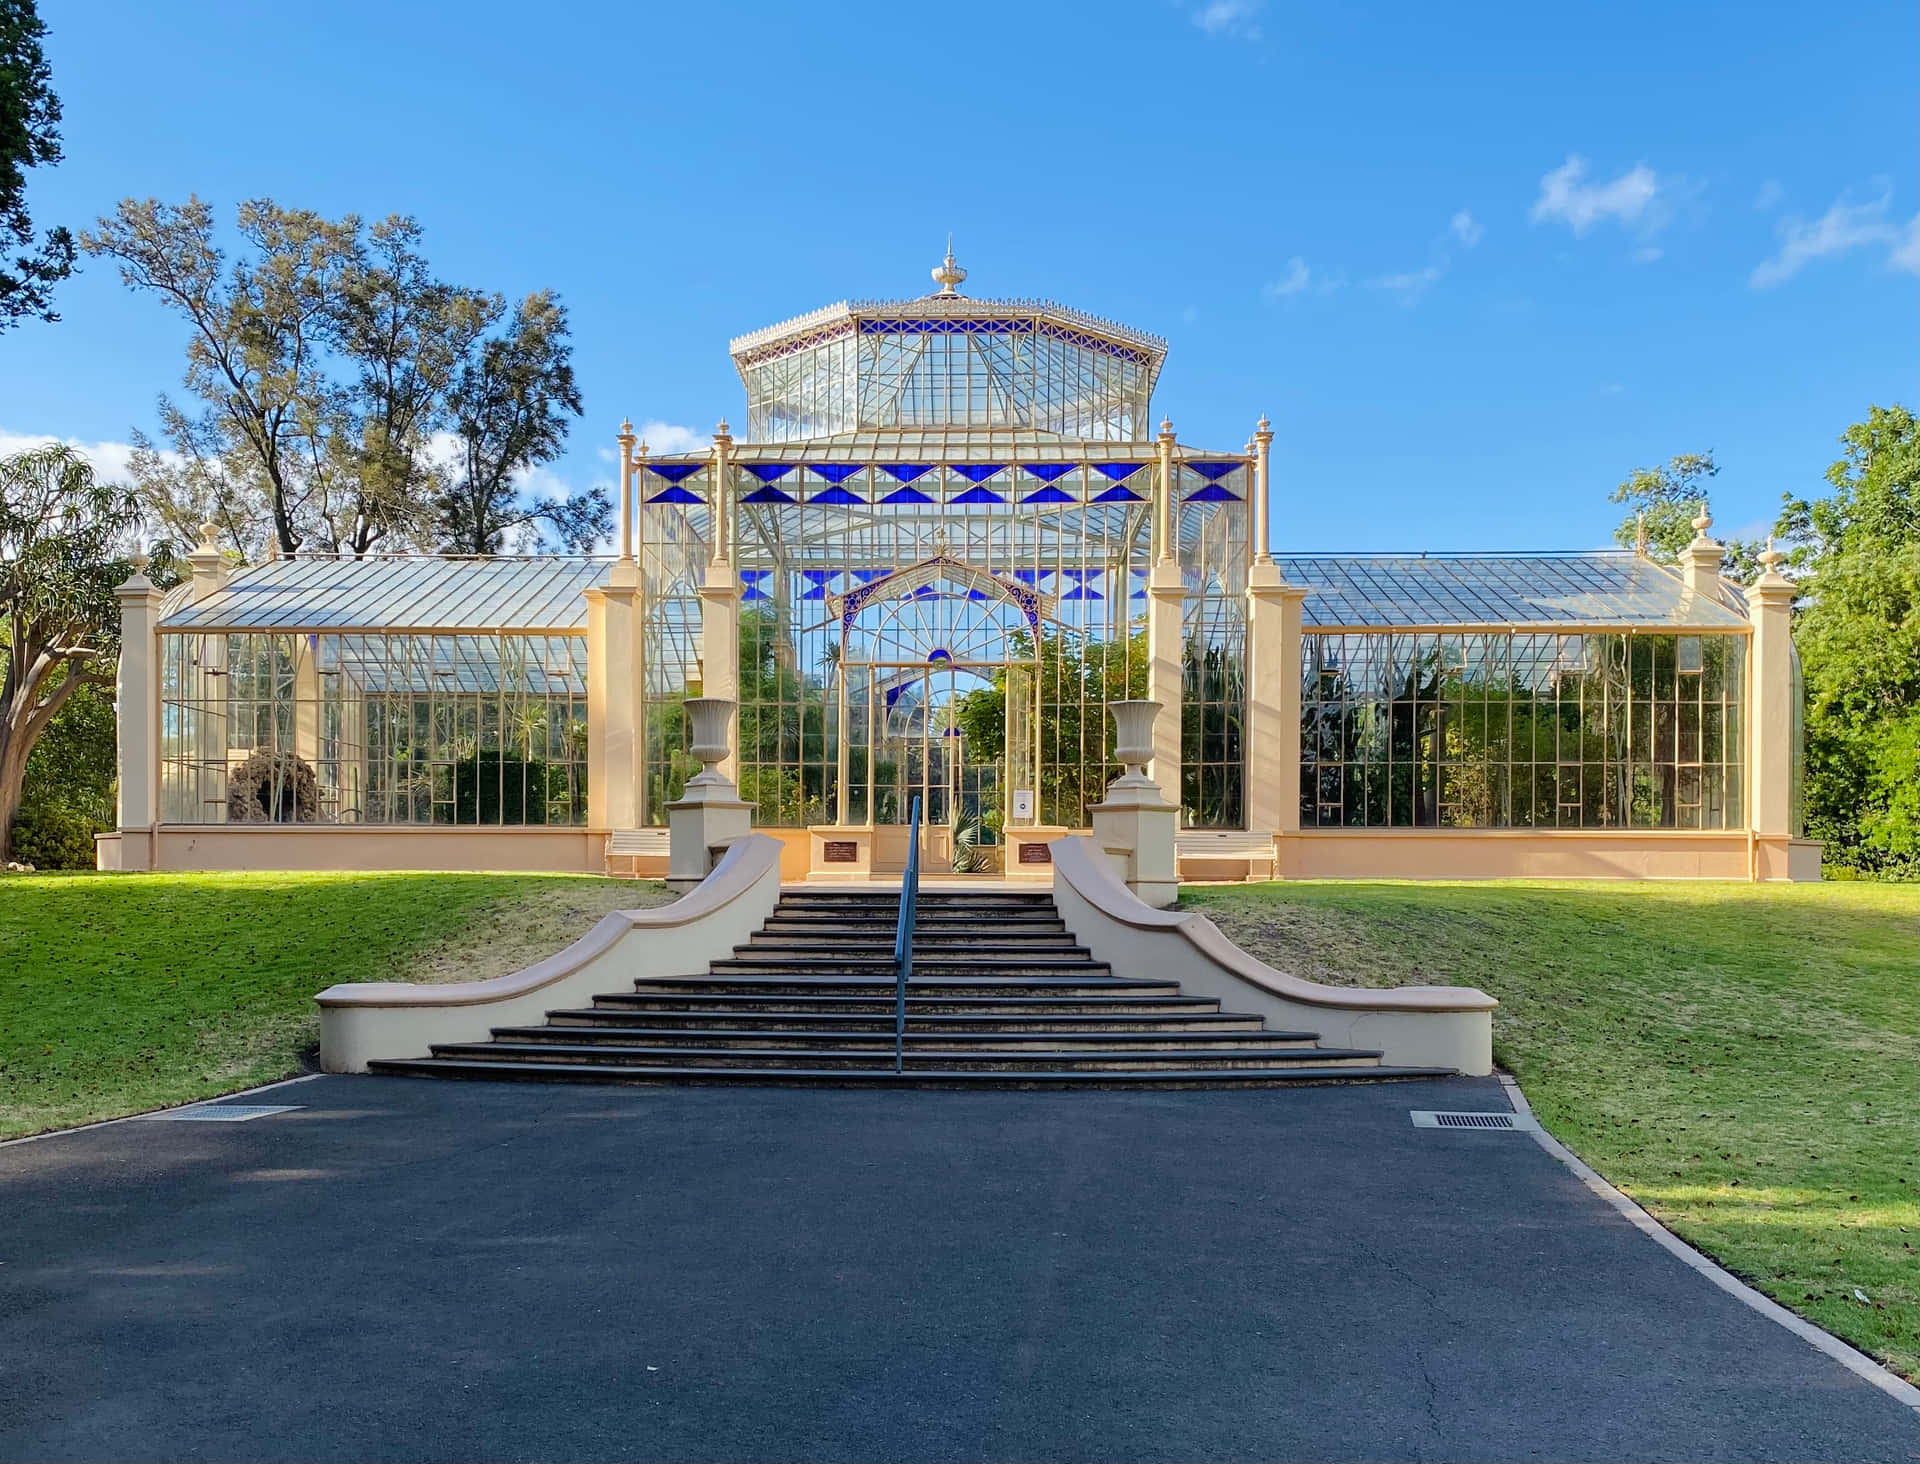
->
591, 419, 643, 832
1747, 541, 1796, 846
113, 553, 165, 869
1679, 506, 1726, 602
1245, 419, 1308, 840
1148, 418, 1184, 801
700, 420, 741, 784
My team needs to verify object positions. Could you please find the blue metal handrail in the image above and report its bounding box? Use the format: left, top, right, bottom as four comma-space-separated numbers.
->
893, 795, 922, 1074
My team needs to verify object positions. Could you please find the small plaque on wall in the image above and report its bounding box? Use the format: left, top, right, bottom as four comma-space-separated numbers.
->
1017, 841, 1052, 865
823, 841, 859, 864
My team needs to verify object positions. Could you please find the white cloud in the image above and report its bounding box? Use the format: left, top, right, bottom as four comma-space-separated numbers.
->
0, 429, 146, 484
1749, 185, 1918, 288
1368, 264, 1445, 305
1191, 0, 1261, 40
1261, 257, 1312, 300
635, 420, 709, 456
1632, 245, 1663, 263
1753, 178, 1785, 212
1531, 155, 1664, 237
1449, 210, 1484, 248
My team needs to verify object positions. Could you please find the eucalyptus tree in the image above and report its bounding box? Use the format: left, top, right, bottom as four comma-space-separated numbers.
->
0, 0, 73, 330
0, 444, 145, 860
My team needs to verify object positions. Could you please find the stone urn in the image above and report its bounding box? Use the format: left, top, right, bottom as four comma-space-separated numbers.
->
1106, 700, 1161, 787
683, 697, 735, 787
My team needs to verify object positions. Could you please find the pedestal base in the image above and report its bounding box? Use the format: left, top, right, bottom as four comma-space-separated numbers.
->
806, 824, 874, 880
1002, 826, 1070, 881
667, 781, 753, 891
1091, 780, 1179, 908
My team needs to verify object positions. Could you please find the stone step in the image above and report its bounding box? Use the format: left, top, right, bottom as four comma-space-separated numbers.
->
490, 1026, 1324, 1052
544, 1009, 1269, 1034
636, 976, 1175, 998
368, 1058, 1451, 1088
590, 993, 1222, 1017
425, 1042, 1385, 1072
706, 958, 1114, 979
762, 913, 1069, 929
746, 933, 1087, 951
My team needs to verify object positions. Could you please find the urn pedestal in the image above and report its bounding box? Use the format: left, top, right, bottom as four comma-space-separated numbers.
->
667, 697, 753, 891
1089, 700, 1179, 907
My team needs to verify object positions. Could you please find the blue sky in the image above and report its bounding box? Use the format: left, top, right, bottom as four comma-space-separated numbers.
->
5, 0, 1914, 552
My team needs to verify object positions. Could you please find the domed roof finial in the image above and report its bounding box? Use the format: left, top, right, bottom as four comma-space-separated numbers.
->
931, 235, 967, 297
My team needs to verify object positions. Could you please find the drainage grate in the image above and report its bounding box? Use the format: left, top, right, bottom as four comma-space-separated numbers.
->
140, 1104, 304, 1123
1410, 1110, 1535, 1131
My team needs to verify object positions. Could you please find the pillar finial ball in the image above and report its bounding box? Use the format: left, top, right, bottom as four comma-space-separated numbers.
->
1159, 416, 1174, 437
1256, 414, 1272, 435
618, 417, 634, 439
198, 521, 221, 548
715, 419, 731, 438
931, 237, 967, 296
1759, 535, 1785, 570
639, 439, 649, 457
130, 548, 150, 573
1692, 505, 1712, 537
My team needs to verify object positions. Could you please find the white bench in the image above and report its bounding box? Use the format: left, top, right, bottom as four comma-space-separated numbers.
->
1175, 830, 1277, 881
607, 828, 671, 856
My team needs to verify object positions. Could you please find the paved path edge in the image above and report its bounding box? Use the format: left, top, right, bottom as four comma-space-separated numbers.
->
1498, 1071, 1920, 1411
0, 1072, 326, 1149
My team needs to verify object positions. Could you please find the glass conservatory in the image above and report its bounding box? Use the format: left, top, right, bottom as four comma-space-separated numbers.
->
102, 252, 1817, 882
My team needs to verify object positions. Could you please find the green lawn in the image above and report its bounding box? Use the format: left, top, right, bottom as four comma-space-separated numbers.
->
0, 871, 669, 1140
1181, 878, 1920, 1382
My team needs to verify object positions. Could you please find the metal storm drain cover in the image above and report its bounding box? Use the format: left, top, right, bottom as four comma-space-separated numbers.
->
1410, 1110, 1536, 1131
140, 1104, 305, 1123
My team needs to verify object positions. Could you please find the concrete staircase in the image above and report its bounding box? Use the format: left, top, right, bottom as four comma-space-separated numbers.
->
368, 889, 1454, 1087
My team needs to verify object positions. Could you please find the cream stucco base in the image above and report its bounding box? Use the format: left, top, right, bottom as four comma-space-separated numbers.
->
1272, 829, 1823, 882
1050, 835, 1497, 1075
96, 825, 607, 874
315, 833, 783, 1072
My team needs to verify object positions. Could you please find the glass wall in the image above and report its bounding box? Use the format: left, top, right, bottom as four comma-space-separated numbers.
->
737, 316, 1158, 442
159, 631, 588, 825
1299, 631, 1746, 829
640, 456, 1248, 832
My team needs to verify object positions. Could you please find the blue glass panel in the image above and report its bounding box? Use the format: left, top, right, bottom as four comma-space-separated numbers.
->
647, 463, 704, 483
646, 486, 703, 505
1090, 485, 1145, 503
1011, 569, 1049, 585
743, 463, 794, 482
1186, 461, 1242, 481
740, 486, 796, 504
950, 464, 1005, 482
1062, 587, 1104, 600
880, 463, 934, 483
1184, 483, 1244, 502
879, 487, 933, 505
1093, 461, 1146, 481
808, 486, 864, 506
808, 463, 866, 483
1020, 463, 1077, 482
950, 486, 1005, 505
799, 569, 838, 600
1020, 486, 1075, 505
741, 587, 771, 602
928, 648, 952, 662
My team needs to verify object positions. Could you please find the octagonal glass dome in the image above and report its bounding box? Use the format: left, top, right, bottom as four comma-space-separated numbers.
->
728, 251, 1167, 444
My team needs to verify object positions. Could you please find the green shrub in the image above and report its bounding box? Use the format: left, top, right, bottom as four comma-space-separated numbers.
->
11, 803, 105, 870
448, 757, 584, 825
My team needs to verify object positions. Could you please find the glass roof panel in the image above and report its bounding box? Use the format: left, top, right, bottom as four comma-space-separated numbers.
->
159, 557, 608, 632
1280, 553, 1750, 629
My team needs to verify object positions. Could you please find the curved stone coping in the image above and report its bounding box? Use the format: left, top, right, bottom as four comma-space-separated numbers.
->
1053, 836, 1496, 1015
316, 833, 783, 1013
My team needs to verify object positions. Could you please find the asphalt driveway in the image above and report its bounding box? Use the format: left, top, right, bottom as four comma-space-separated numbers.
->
0, 1075, 1910, 1463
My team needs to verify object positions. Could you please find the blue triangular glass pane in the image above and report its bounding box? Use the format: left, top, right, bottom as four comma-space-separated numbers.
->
950, 464, 1005, 483
880, 463, 934, 483
809, 486, 864, 506
1090, 486, 1145, 503
740, 486, 796, 504
1020, 486, 1075, 504
966, 589, 990, 599
1186, 461, 1242, 481
1185, 483, 1243, 502
648, 463, 704, 483
879, 487, 934, 505
808, 463, 865, 483
950, 486, 1005, 505
1092, 461, 1146, 481
646, 486, 703, 505
1062, 588, 1104, 600
1011, 569, 1048, 585
741, 588, 771, 602
1021, 463, 1076, 482
743, 463, 794, 483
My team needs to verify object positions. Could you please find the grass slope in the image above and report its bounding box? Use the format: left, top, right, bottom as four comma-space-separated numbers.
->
1182, 879, 1919, 1382
0, 871, 669, 1140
